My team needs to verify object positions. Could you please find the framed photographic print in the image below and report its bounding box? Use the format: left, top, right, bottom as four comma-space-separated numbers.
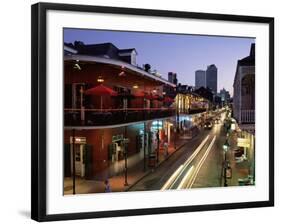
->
31, 2, 274, 222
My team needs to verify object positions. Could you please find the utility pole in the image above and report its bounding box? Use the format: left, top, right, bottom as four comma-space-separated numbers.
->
72, 128, 76, 194
143, 122, 147, 172
157, 120, 160, 163
223, 138, 230, 187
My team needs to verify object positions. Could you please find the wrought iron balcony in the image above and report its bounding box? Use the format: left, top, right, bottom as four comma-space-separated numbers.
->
178, 108, 207, 115
240, 110, 255, 124
64, 108, 175, 126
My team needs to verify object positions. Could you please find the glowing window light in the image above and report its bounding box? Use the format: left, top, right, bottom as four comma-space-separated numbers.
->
97, 76, 104, 83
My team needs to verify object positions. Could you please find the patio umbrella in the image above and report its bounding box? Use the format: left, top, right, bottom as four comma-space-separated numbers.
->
145, 94, 159, 100
133, 91, 145, 98
163, 96, 174, 103
84, 84, 117, 110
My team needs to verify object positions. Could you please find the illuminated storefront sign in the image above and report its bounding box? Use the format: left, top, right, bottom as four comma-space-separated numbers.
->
237, 138, 250, 148
70, 136, 86, 144
112, 134, 124, 142
151, 121, 163, 130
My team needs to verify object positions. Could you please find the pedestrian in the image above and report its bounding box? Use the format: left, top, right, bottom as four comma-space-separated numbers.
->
104, 179, 111, 193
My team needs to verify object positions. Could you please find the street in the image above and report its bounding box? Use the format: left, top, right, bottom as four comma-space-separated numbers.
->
128, 113, 228, 191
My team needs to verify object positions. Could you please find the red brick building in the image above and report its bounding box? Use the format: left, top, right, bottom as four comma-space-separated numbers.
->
63, 43, 176, 181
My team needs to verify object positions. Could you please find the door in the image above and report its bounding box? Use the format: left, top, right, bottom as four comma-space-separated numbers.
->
64, 144, 71, 177
85, 144, 93, 179
74, 144, 82, 176
70, 143, 86, 177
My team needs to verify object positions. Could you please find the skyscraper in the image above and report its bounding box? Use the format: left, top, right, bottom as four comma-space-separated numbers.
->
168, 72, 178, 85
219, 88, 230, 104
206, 64, 217, 94
195, 70, 206, 89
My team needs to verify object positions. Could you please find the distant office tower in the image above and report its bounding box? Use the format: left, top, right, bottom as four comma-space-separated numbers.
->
206, 64, 218, 94
219, 88, 230, 104
195, 70, 206, 89
168, 72, 178, 85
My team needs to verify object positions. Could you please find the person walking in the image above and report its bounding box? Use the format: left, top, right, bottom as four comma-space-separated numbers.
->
104, 179, 111, 193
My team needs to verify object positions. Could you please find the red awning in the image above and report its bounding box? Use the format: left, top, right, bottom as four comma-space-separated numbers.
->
84, 84, 117, 96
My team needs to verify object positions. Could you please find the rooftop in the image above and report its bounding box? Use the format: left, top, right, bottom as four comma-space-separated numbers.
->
64, 54, 176, 87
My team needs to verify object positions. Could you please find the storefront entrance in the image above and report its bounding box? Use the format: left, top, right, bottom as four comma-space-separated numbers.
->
64, 136, 93, 179
70, 137, 86, 177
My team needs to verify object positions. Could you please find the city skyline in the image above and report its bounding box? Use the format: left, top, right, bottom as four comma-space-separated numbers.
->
64, 28, 255, 96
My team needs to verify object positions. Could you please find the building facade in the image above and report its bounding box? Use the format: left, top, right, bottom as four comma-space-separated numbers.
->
174, 92, 211, 138
219, 88, 231, 105
233, 44, 255, 127
206, 64, 218, 94
232, 43, 255, 183
195, 70, 206, 89
63, 42, 176, 184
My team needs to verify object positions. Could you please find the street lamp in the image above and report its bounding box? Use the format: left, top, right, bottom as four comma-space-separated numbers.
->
174, 127, 177, 150
156, 120, 160, 163
223, 140, 230, 151
72, 129, 76, 194
223, 139, 230, 187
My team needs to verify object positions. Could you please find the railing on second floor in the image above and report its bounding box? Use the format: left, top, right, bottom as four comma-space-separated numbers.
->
178, 108, 207, 115
64, 107, 176, 126
240, 110, 255, 124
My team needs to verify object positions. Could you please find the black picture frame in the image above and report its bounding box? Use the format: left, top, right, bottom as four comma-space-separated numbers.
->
31, 2, 274, 222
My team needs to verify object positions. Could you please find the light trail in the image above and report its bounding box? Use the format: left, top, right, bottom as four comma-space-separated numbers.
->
161, 135, 210, 190
186, 136, 216, 189
177, 166, 194, 189
160, 165, 183, 190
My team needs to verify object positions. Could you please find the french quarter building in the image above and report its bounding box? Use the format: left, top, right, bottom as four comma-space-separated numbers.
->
63, 42, 176, 181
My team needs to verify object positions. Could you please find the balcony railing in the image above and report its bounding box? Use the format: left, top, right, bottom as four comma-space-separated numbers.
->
64, 108, 175, 126
178, 108, 207, 115
240, 110, 255, 124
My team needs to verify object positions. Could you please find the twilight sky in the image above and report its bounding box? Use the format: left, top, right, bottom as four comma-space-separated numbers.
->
64, 28, 255, 96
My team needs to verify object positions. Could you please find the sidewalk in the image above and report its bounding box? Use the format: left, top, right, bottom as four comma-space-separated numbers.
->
225, 131, 252, 186
64, 135, 189, 195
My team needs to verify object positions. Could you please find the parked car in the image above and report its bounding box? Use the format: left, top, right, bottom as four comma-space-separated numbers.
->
234, 149, 244, 157
235, 154, 247, 163
214, 117, 220, 124
238, 175, 254, 185
204, 121, 213, 129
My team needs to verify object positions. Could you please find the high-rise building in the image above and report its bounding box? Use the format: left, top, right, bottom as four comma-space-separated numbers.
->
219, 88, 231, 104
206, 64, 218, 94
195, 70, 206, 89
168, 72, 178, 85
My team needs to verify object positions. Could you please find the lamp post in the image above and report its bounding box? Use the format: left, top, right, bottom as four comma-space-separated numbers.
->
143, 122, 147, 172
174, 127, 177, 150
124, 126, 129, 186
72, 128, 76, 194
176, 94, 180, 133
156, 120, 160, 163
223, 139, 230, 187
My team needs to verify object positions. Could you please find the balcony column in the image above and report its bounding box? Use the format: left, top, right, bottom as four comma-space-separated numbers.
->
80, 85, 85, 125
124, 126, 129, 186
